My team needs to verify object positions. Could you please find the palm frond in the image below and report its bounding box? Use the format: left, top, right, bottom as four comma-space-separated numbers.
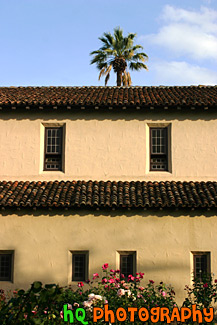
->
105, 72, 110, 86
123, 33, 136, 50
97, 62, 108, 71
129, 62, 148, 71
122, 71, 128, 86
131, 44, 144, 51
98, 67, 106, 80
122, 71, 132, 86
102, 32, 115, 47
127, 72, 132, 86
98, 64, 112, 84
114, 27, 123, 42
127, 33, 136, 40
130, 52, 148, 62
98, 36, 112, 48
122, 49, 135, 60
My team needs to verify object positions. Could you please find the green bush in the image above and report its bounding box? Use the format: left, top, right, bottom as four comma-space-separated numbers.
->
0, 265, 216, 324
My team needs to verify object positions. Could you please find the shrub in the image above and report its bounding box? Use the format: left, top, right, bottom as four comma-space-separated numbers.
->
183, 273, 217, 325
0, 263, 198, 324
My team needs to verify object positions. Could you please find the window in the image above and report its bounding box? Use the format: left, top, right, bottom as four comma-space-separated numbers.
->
119, 252, 136, 278
71, 251, 88, 281
192, 252, 210, 281
44, 127, 63, 171
0, 251, 13, 282
150, 127, 168, 171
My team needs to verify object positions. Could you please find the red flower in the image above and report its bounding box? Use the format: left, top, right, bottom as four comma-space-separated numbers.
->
78, 282, 84, 287
203, 283, 208, 288
149, 280, 154, 284
215, 279, 217, 283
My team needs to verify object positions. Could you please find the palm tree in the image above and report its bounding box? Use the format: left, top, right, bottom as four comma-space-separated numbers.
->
90, 27, 148, 86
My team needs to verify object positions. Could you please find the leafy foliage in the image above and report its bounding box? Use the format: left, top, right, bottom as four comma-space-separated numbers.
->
1, 268, 217, 324
183, 274, 217, 324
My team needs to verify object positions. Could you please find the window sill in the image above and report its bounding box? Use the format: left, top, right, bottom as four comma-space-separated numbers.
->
40, 170, 65, 174
147, 170, 172, 174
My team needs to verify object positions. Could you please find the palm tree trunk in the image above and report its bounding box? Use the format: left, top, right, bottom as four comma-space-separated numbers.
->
116, 71, 122, 86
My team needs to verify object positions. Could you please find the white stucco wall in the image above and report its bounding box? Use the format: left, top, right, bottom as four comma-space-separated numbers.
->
0, 210, 216, 304
0, 110, 216, 181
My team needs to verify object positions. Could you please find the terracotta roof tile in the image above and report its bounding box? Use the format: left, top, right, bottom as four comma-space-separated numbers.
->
0, 180, 216, 211
0, 86, 217, 109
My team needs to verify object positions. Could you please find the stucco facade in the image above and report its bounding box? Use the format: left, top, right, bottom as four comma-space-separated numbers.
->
0, 209, 216, 304
0, 110, 216, 181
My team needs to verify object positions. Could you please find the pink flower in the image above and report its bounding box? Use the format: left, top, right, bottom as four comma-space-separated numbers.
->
93, 273, 99, 280
102, 278, 108, 284
115, 269, 120, 273
102, 263, 109, 270
32, 310, 37, 315
128, 275, 135, 281
110, 269, 115, 273
149, 280, 154, 284
162, 291, 166, 297
24, 314, 28, 320
104, 299, 108, 304
121, 274, 125, 278
108, 278, 115, 283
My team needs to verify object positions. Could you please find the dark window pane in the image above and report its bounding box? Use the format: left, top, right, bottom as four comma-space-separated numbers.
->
72, 254, 86, 281
0, 254, 12, 281
150, 127, 168, 171
44, 127, 63, 170
120, 255, 134, 278
193, 253, 210, 281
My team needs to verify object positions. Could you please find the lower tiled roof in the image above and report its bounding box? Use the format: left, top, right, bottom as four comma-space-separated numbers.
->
0, 181, 216, 210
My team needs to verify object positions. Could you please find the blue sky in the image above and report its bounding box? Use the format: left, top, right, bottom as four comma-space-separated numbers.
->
1, 0, 217, 86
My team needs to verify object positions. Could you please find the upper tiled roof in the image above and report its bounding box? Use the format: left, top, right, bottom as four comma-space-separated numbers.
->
0, 180, 216, 211
0, 86, 217, 110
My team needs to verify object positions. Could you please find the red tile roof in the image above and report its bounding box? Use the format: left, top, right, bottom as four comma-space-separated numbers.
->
0, 180, 216, 210
0, 86, 217, 109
